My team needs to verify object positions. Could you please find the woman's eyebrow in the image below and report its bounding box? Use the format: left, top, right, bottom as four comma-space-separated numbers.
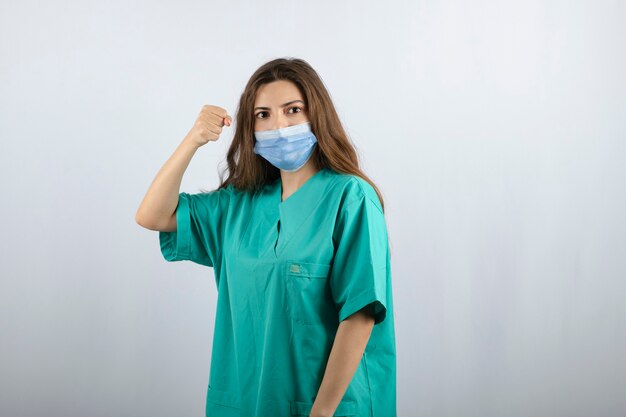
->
254, 100, 304, 111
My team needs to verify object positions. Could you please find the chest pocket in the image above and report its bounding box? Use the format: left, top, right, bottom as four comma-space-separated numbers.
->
285, 260, 336, 326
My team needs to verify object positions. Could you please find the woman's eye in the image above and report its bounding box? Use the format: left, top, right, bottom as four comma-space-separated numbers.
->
289, 106, 302, 114
255, 111, 267, 119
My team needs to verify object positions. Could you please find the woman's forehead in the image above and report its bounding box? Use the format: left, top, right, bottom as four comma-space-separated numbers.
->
255, 80, 303, 105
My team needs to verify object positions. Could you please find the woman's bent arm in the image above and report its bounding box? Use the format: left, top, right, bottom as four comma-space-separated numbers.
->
135, 138, 200, 231
136, 104, 231, 231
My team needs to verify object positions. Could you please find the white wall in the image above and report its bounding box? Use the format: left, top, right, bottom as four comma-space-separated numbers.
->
1, 0, 625, 416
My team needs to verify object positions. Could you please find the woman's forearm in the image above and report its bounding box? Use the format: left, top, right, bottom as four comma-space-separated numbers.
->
310, 306, 375, 417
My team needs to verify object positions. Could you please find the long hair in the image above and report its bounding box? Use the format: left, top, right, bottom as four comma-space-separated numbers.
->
212, 57, 385, 212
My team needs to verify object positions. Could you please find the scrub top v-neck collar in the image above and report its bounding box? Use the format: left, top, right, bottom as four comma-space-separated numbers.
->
263, 168, 330, 258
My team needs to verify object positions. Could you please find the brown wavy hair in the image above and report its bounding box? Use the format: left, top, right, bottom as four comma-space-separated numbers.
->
212, 57, 385, 212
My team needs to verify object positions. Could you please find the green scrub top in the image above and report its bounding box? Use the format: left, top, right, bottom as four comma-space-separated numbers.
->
159, 167, 396, 417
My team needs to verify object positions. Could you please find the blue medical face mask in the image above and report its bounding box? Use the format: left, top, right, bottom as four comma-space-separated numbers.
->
253, 121, 318, 172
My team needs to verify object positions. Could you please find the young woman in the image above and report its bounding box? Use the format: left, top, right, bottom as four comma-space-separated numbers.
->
136, 58, 396, 417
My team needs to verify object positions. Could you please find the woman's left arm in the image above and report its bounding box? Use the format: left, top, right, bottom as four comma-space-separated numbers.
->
310, 305, 376, 417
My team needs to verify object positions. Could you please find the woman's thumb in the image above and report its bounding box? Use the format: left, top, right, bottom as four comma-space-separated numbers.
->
224, 115, 233, 126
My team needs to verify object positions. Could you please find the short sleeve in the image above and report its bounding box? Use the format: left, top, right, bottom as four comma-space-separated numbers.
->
329, 192, 390, 325
159, 189, 231, 268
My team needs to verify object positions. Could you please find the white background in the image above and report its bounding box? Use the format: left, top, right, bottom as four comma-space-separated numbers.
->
1, 1, 625, 416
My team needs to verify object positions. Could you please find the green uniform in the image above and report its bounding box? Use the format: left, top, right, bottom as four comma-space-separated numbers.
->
159, 168, 396, 416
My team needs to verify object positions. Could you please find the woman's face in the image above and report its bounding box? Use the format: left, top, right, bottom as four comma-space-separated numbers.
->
253, 80, 309, 132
